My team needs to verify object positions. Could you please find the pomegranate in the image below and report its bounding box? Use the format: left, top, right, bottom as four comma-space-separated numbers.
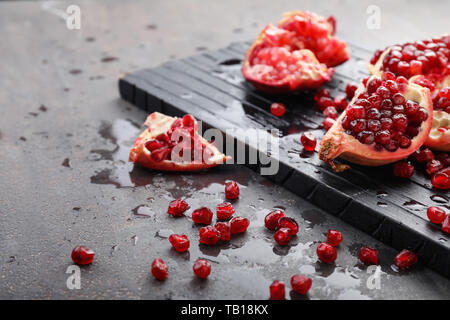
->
151, 258, 168, 280
269, 280, 286, 300
319, 74, 433, 171
214, 222, 231, 242
229, 216, 250, 234
300, 132, 317, 152
358, 246, 379, 265
393, 161, 415, 178
270, 102, 286, 117
192, 207, 213, 225
316, 242, 337, 263
193, 259, 211, 279
431, 167, 450, 189
393, 249, 418, 270
225, 181, 240, 200
71, 246, 95, 265
168, 198, 189, 217
326, 229, 343, 247
290, 274, 312, 295
199, 226, 221, 245
427, 206, 446, 224
168, 234, 190, 253
216, 202, 235, 220
277, 217, 299, 235
264, 210, 285, 230
274, 227, 292, 246
442, 215, 450, 234
129, 112, 230, 171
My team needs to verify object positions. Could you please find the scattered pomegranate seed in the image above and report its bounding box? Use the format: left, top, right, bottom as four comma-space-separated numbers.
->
431, 167, 450, 190
269, 280, 285, 300
229, 216, 250, 234
151, 258, 168, 280
270, 103, 286, 117
393, 161, 415, 178
168, 198, 189, 217
216, 202, 235, 220
168, 234, 190, 253
193, 259, 211, 279
326, 229, 343, 247
314, 88, 331, 102
71, 246, 95, 265
264, 210, 285, 230
414, 148, 434, 163
345, 83, 358, 99
394, 249, 418, 270
359, 246, 379, 265
323, 106, 338, 119
274, 228, 292, 246
317, 97, 335, 111
192, 207, 213, 225
334, 96, 348, 111
214, 222, 231, 242
427, 207, 446, 224
317, 242, 337, 263
442, 215, 450, 234
290, 275, 312, 295
300, 132, 317, 152
277, 217, 299, 235
323, 117, 336, 131
199, 226, 221, 245
426, 160, 444, 175
225, 181, 240, 200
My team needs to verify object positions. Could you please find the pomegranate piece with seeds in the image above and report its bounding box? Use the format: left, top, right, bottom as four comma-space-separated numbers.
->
274, 228, 292, 246
229, 216, 250, 234
168, 234, 190, 253
269, 280, 286, 300
427, 206, 446, 224
168, 198, 189, 217
431, 167, 450, 190
129, 112, 230, 171
290, 275, 312, 295
192, 207, 213, 225
225, 181, 240, 200
317, 242, 337, 263
264, 210, 285, 230
151, 258, 168, 280
394, 249, 418, 270
216, 202, 235, 220
393, 161, 415, 178
359, 246, 379, 265
319, 74, 433, 171
442, 215, 450, 234
214, 222, 231, 242
326, 229, 343, 247
270, 103, 286, 117
301, 132, 317, 152
199, 226, 221, 245
277, 217, 299, 235
193, 259, 211, 279
71, 246, 95, 265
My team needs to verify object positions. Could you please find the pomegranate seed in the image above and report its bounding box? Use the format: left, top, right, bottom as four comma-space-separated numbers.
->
270, 102, 286, 117
427, 207, 446, 224
216, 202, 235, 220
199, 226, 221, 245
168, 198, 189, 217
323, 117, 336, 131
323, 106, 338, 119
426, 160, 444, 176
274, 228, 292, 246
345, 83, 358, 99
71, 246, 95, 265
414, 148, 435, 163
393, 161, 414, 178
229, 216, 250, 234
193, 259, 211, 279
442, 215, 450, 234
290, 275, 312, 295
317, 242, 337, 263
169, 234, 190, 253
225, 181, 240, 199
192, 207, 213, 225
269, 280, 285, 300
314, 88, 330, 102
436, 153, 450, 166
151, 258, 168, 280
145, 139, 166, 152
326, 229, 343, 247
431, 167, 450, 190
182, 114, 197, 127
334, 96, 348, 111
317, 97, 335, 111
264, 210, 285, 230
393, 250, 418, 270
214, 222, 231, 242
300, 132, 316, 152
359, 246, 379, 265
151, 147, 171, 162
277, 217, 299, 235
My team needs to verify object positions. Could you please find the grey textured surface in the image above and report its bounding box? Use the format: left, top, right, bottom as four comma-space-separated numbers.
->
0, 0, 449, 299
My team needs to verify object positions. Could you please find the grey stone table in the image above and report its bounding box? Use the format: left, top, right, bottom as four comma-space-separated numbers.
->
0, 0, 448, 299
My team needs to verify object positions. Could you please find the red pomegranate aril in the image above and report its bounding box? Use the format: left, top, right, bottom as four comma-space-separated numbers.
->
392, 114, 408, 131
334, 96, 348, 111
145, 139, 166, 152
199, 226, 221, 245
426, 160, 444, 175
314, 88, 331, 102
414, 148, 434, 163
367, 120, 381, 132
290, 275, 312, 295
376, 86, 391, 99
359, 246, 379, 265
436, 153, 450, 166
264, 210, 285, 230
350, 119, 366, 134
317, 97, 334, 111
301, 132, 317, 152
375, 130, 391, 145
168, 198, 189, 217
216, 202, 235, 220
169, 234, 190, 253
323, 106, 338, 119
229, 216, 250, 234
405, 100, 419, 116
274, 228, 292, 246
346, 105, 366, 120
393, 161, 414, 178
326, 229, 343, 247
385, 80, 399, 93
317, 242, 337, 263
182, 114, 197, 128
270, 103, 286, 117
442, 215, 450, 234
225, 181, 240, 200
193, 259, 211, 279
367, 78, 381, 94
214, 222, 231, 242
269, 280, 286, 300
398, 135, 411, 148
71, 246, 95, 265
409, 60, 423, 75
151, 258, 168, 280
192, 207, 213, 225
323, 117, 336, 131
380, 99, 393, 110
431, 168, 450, 190
278, 217, 299, 235
345, 83, 358, 99
368, 94, 382, 108
357, 131, 374, 144
427, 207, 446, 224
394, 250, 418, 270
151, 147, 171, 162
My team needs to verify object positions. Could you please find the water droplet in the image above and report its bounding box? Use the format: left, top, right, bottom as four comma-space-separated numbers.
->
430, 194, 448, 204
376, 191, 388, 198
132, 205, 155, 218
403, 199, 426, 211
131, 235, 138, 246
377, 202, 388, 207
155, 229, 173, 238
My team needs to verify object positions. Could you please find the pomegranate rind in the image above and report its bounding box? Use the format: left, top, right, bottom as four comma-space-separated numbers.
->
129, 112, 230, 171
425, 111, 450, 151
319, 76, 433, 168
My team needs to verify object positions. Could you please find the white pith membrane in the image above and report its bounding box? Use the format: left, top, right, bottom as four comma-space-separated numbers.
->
129, 112, 230, 171
319, 75, 433, 171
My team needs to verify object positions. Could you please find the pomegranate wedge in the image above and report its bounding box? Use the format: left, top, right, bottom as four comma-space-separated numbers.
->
129, 112, 230, 171
319, 74, 433, 171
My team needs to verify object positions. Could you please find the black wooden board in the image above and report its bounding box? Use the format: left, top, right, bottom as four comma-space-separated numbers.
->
119, 41, 450, 278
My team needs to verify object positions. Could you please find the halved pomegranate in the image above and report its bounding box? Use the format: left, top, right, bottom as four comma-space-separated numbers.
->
129, 112, 230, 171
319, 74, 433, 170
